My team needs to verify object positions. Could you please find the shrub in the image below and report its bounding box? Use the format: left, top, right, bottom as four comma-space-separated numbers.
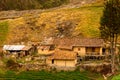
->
6, 59, 19, 70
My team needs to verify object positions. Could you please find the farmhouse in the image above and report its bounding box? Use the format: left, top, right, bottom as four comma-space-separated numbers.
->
3, 45, 34, 57
46, 50, 77, 68
53, 38, 106, 60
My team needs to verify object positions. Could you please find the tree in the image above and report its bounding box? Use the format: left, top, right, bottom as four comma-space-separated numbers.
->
100, 0, 120, 73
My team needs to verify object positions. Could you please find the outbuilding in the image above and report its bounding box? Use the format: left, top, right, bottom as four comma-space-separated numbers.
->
46, 50, 77, 68
3, 45, 34, 57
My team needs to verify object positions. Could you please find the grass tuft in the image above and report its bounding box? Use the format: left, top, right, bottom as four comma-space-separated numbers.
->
0, 21, 9, 45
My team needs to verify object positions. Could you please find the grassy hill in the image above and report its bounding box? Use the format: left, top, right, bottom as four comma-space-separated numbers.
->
0, 0, 104, 44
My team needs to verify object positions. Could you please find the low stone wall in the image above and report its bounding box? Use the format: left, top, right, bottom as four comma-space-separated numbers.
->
49, 66, 76, 71
78, 62, 111, 74
20, 63, 49, 71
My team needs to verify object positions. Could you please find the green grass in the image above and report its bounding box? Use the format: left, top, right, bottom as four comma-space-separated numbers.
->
0, 21, 9, 45
111, 70, 120, 80
0, 70, 104, 80
54, 5, 104, 37
112, 74, 120, 80
76, 6, 103, 37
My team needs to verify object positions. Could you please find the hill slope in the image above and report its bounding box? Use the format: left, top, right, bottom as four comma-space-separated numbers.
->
0, 21, 8, 45
0, 0, 104, 44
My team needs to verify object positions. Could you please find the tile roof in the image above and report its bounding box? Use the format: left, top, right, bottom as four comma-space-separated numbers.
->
38, 45, 51, 50
48, 50, 77, 60
41, 38, 54, 45
22, 46, 32, 51
53, 38, 104, 49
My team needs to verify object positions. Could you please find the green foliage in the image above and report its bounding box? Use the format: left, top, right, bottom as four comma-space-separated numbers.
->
0, 70, 104, 80
37, 0, 69, 9
70, 6, 103, 37
100, 0, 120, 73
100, 0, 120, 40
0, 0, 41, 10
6, 59, 16, 67
4, 70, 16, 79
6, 59, 19, 70
0, 21, 8, 45
112, 74, 120, 80
0, 0, 69, 10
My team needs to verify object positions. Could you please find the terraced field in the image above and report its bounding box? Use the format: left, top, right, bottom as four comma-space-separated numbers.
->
0, 70, 104, 80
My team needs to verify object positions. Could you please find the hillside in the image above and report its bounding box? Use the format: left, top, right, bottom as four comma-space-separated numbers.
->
0, 0, 104, 45
0, 21, 8, 45
0, 0, 68, 10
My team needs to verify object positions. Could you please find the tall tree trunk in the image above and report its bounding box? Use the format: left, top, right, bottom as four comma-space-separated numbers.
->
111, 33, 115, 73
115, 34, 120, 67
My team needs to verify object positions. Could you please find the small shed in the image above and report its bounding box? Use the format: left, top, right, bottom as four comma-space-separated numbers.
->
3, 45, 33, 57
46, 50, 77, 68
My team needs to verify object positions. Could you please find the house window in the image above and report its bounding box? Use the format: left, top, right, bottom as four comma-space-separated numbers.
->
92, 47, 95, 52
52, 59, 54, 64
41, 49, 44, 51
78, 48, 81, 51
102, 48, 106, 55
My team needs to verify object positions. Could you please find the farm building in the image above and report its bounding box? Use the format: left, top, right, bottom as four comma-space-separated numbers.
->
37, 38, 55, 56
37, 44, 54, 56
46, 50, 77, 68
3, 45, 34, 57
53, 38, 107, 60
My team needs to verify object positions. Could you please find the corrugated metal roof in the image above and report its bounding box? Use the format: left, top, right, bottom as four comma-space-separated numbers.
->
3, 45, 25, 51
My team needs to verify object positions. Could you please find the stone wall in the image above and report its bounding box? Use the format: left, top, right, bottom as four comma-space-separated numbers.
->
78, 62, 111, 74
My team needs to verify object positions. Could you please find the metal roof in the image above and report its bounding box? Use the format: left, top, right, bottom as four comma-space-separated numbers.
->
3, 45, 25, 51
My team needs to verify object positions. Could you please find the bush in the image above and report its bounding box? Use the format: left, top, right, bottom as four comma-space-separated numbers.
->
6, 59, 19, 70
75, 66, 80, 71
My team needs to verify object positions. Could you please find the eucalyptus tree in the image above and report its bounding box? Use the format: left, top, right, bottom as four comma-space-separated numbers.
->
100, 0, 120, 73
